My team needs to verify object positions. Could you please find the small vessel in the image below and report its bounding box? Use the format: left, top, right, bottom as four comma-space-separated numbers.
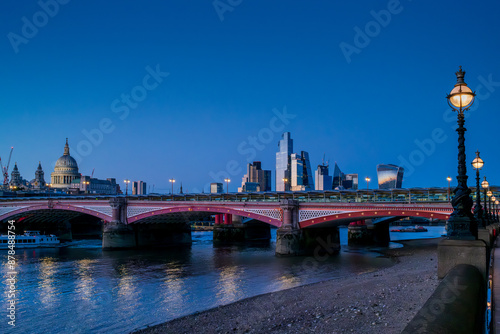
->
0, 230, 61, 249
391, 225, 428, 233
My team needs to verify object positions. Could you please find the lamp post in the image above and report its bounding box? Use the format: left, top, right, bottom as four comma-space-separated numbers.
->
495, 200, 499, 221
492, 196, 497, 222
471, 151, 484, 228
224, 178, 230, 194
447, 176, 452, 201
83, 180, 90, 194
169, 178, 175, 194
487, 190, 493, 223
446, 66, 477, 239
482, 177, 490, 224
365, 177, 370, 190
282, 178, 288, 192
124, 179, 130, 196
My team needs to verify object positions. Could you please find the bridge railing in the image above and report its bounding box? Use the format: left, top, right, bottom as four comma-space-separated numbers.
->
0, 187, 497, 204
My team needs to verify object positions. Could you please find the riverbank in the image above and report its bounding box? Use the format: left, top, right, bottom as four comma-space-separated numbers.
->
133, 238, 441, 334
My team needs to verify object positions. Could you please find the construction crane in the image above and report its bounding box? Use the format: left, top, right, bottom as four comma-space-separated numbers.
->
0, 147, 14, 187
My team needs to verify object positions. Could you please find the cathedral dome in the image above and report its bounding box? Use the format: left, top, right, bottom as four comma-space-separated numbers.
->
55, 154, 78, 168
51, 139, 80, 189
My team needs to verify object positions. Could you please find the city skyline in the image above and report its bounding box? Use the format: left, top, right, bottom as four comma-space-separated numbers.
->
2, 1, 500, 193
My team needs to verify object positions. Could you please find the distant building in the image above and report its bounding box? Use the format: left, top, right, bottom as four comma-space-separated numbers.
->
377, 164, 404, 189
10, 163, 22, 188
332, 163, 344, 189
32, 162, 46, 190
343, 174, 358, 190
138, 181, 147, 195
51, 138, 80, 189
315, 164, 333, 191
71, 175, 118, 195
276, 132, 293, 191
291, 151, 314, 191
238, 161, 272, 192
132, 181, 138, 195
210, 183, 223, 194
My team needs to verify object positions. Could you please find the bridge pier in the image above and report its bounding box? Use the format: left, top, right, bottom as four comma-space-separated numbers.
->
213, 215, 271, 242
102, 198, 135, 250
347, 220, 372, 245
275, 200, 339, 256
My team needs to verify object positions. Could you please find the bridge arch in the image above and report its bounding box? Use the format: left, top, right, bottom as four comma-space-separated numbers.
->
299, 209, 450, 228
0, 204, 113, 223
127, 205, 283, 227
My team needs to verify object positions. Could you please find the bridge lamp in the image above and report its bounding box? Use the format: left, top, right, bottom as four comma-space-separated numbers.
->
282, 178, 288, 192
471, 151, 485, 227
445, 66, 477, 239
169, 179, 176, 194
365, 177, 370, 190
124, 179, 130, 196
224, 178, 230, 193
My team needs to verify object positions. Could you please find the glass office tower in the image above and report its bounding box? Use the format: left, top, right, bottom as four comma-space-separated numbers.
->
276, 132, 293, 191
315, 164, 333, 190
291, 151, 314, 191
377, 164, 404, 189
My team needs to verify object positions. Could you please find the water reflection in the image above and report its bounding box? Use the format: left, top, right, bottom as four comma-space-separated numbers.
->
38, 257, 57, 307
216, 265, 244, 304
74, 259, 97, 301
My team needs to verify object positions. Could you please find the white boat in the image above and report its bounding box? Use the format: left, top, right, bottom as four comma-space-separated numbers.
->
0, 231, 61, 249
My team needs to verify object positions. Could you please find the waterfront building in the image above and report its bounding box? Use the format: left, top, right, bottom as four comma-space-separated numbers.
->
315, 164, 333, 191
377, 164, 404, 189
210, 182, 223, 193
71, 175, 118, 195
238, 161, 272, 192
291, 151, 314, 191
51, 138, 80, 189
344, 173, 359, 190
276, 132, 293, 191
32, 162, 46, 190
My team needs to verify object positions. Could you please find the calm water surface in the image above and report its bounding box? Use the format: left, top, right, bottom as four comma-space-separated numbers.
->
0, 226, 445, 334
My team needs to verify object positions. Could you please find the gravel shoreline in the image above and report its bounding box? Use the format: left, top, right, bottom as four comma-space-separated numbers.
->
133, 238, 441, 334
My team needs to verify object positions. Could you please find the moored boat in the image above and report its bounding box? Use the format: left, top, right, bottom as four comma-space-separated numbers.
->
391, 225, 428, 233
0, 230, 61, 249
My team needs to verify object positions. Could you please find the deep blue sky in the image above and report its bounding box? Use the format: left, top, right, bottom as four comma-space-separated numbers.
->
1, 0, 500, 193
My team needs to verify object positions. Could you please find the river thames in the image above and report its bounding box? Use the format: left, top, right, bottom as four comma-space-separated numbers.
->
1, 226, 445, 334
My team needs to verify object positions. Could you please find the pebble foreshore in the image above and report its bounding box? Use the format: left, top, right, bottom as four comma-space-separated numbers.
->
133, 238, 441, 334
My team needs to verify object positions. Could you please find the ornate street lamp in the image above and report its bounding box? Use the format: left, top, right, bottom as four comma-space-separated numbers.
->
471, 151, 485, 228
482, 177, 490, 224
447, 176, 452, 201
365, 177, 371, 190
224, 178, 230, 194
124, 179, 130, 196
446, 66, 477, 239
487, 190, 493, 223
492, 196, 497, 222
169, 178, 176, 194
282, 178, 288, 192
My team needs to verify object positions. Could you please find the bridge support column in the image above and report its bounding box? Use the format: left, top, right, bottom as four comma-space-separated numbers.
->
371, 221, 390, 246
102, 198, 136, 250
347, 220, 373, 245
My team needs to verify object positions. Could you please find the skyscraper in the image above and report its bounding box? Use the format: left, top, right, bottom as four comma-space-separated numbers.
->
332, 162, 344, 189
291, 151, 314, 191
377, 164, 404, 189
315, 164, 333, 191
344, 173, 358, 190
238, 161, 272, 192
276, 132, 293, 191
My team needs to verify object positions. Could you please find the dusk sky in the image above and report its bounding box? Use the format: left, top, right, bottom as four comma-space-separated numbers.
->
1, 1, 500, 193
